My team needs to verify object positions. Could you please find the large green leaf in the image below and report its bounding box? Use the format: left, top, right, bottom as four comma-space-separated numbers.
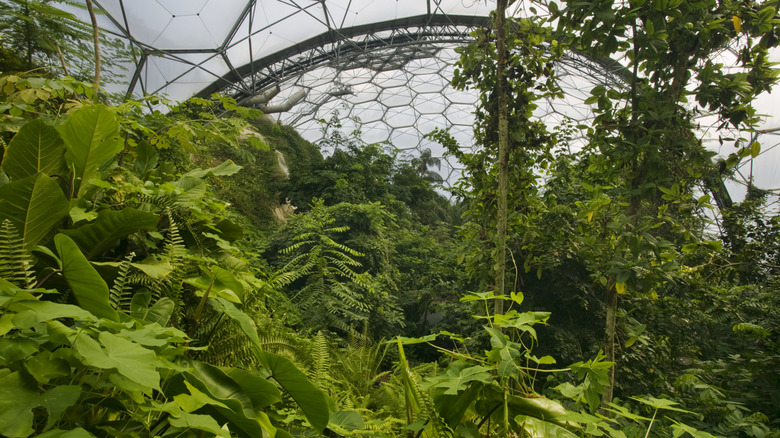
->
130, 259, 173, 279
0, 337, 39, 364
477, 387, 570, 429
507, 395, 568, 426
515, 416, 578, 438
221, 367, 282, 409
153, 401, 231, 438
10, 300, 97, 329
185, 160, 242, 178
168, 411, 231, 437
58, 104, 122, 196
36, 428, 96, 438
185, 267, 244, 303
0, 173, 68, 250
485, 326, 523, 379
185, 362, 256, 414
670, 420, 719, 438
631, 396, 693, 413
184, 361, 278, 437
130, 290, 174, 325
437, 383, 482, 428
25, 351, 71, 384
422, 365, 492, 395
213, 297, 328, 432
118, 323, 187, 347
175, 381, 230, 411
60, 208, 158, 259
0, 371, 81, 437
328, 410, 365, 434
94, 258, 173, 279
210, 298, 260, 345
1, 119, 67, 181
73, 331, 160, 390
133, 140, 158, 177
255, 351, 329, 432
55, 234, 119, 321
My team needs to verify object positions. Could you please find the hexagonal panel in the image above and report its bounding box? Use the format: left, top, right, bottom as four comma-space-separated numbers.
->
86, 0, 780, 194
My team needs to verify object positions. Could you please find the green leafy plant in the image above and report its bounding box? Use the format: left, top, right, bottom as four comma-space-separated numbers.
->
277, 199, 376, 334
0, 85, 332, 436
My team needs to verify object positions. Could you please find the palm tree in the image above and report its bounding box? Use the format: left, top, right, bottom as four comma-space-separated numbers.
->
411, 148, 443, 182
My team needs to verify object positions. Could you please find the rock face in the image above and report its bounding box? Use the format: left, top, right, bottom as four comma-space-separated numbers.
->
272, 198, 297, 224
275, 150, 289, 179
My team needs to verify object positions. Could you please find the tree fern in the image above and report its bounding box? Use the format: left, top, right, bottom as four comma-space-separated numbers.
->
278, 206, 377, 334
0, 219, 36, 288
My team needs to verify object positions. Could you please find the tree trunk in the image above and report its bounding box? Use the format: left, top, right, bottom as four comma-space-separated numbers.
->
494, 0, 509, 316
24, 1, 33, 69
85, 0, 101, 90
602, 276, 617, 409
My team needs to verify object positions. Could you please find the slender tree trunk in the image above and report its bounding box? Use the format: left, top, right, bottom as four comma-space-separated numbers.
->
56, 44, 70, 76
602, 275, 617, 409
24, 1, 33, 70
85, 0, 101, 90
494, 0, 509, 316
602, 21, 640, 409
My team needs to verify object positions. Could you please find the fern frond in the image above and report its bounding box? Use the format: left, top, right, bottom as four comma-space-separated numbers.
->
280, 240, 312, 254
330, 283, 370, 313
215, 252, 246, 272
126, 272, 160, 296
110, 252, 135, 311
164, 209, 186, 264
274, 254, 316, 287
207, 332, 257, 366
339, 396, 356, 410
347, 325, 369, 350
328, 259, 363, 282
324, 249, 363, 267
312, 331, 331, 386
130, 192, 177, 211
270, 269, 305, 288
321, 236, 364, 257
364, 416, 406, 434
259, 334, 310, 365
323, 312, 354, 334
0, 219, 36, 288
408, 363, 452, 436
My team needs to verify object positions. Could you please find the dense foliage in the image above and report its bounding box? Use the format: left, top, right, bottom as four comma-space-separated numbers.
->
1, 0, 779, 437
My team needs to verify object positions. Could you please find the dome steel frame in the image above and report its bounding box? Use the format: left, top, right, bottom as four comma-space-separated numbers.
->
74, 0, 779, 199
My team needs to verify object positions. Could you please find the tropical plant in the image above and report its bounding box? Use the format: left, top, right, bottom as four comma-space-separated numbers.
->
547, 0, 780, 405
0, 0, 127, 83
0, 83, 335, 436
276, 199, 379, 335
393, 291, 716, 437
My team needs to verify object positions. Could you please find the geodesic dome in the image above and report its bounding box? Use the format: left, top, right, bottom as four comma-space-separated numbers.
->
69, 0, 779, 200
